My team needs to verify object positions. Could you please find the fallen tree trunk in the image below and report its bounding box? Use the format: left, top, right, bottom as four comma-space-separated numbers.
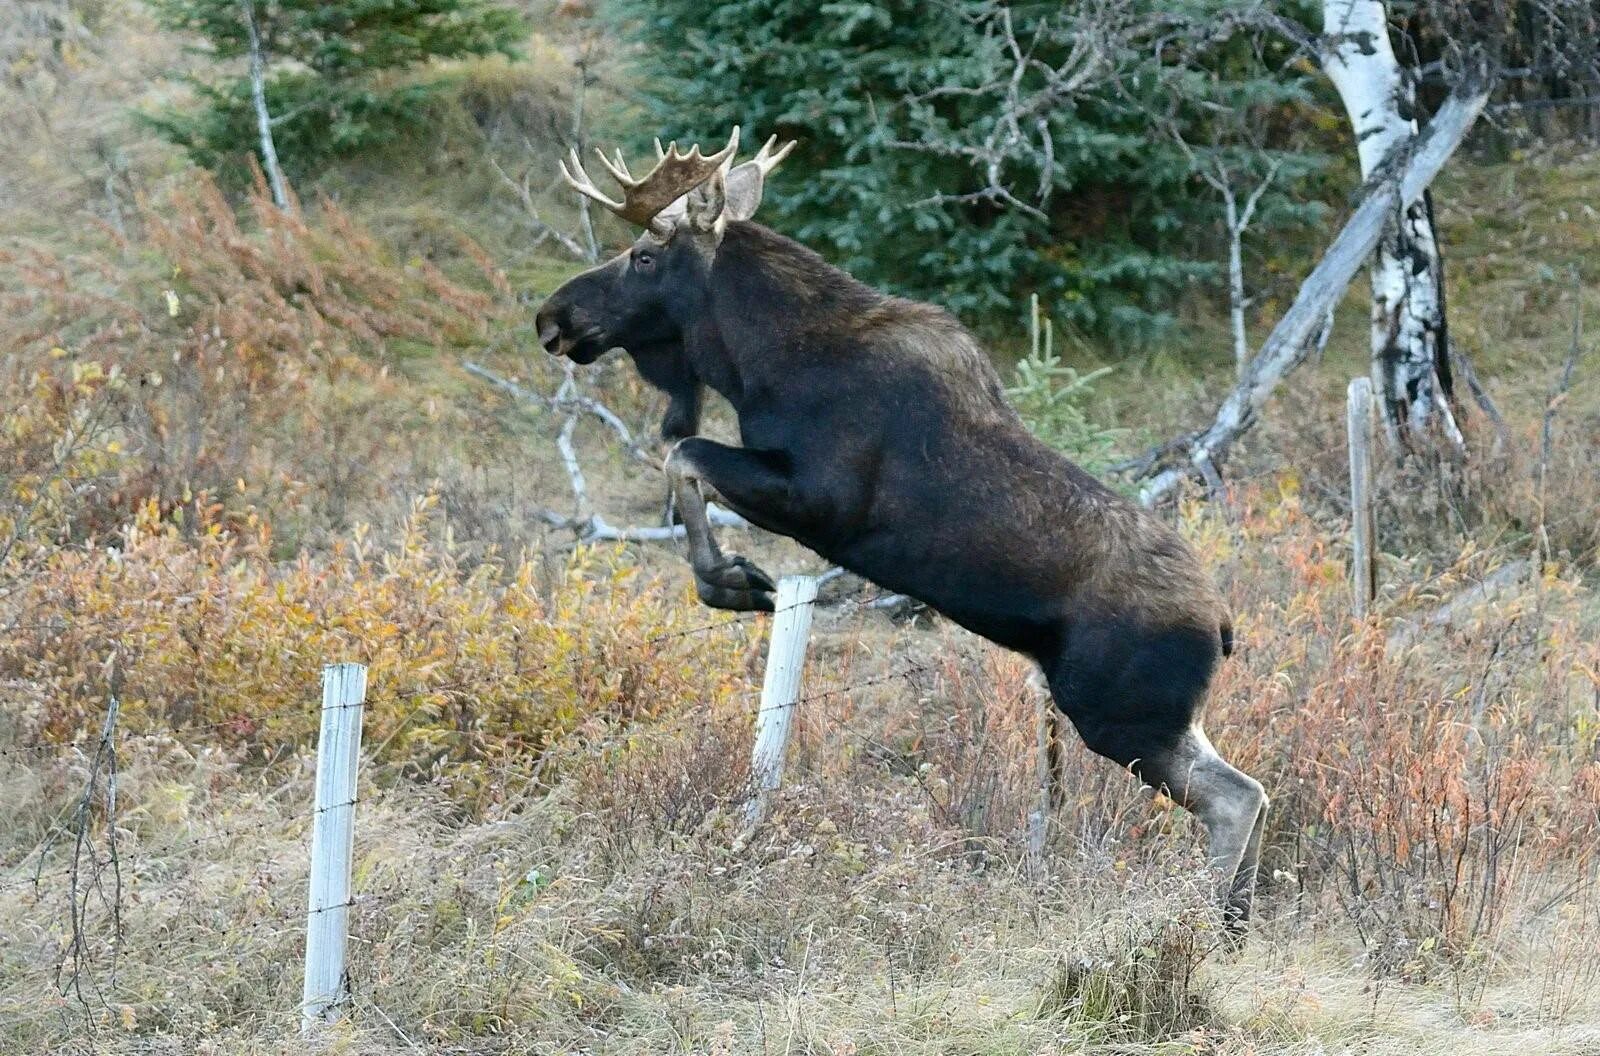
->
1135, 79, 1492, 507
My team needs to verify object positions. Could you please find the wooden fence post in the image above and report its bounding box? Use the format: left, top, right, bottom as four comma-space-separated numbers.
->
301, 662, 367, 1034
1347, 377, 1377, 618
743, 575, 820, 828
1026, 701, 1064, 877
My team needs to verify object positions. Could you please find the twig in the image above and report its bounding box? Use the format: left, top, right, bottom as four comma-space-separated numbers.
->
1450, 345, 1508, 455
888, 4, 1121, 217
46, 676, 123, 1026
487, 155, 590, 261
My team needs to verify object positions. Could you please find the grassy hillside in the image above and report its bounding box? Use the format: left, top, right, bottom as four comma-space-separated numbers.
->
3, 4, 1600, 1054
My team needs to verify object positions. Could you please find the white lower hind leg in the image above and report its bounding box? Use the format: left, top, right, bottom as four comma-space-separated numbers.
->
1148, 726, 1268, 925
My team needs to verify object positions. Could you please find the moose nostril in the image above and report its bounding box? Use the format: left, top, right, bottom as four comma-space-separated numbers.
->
538, 320, 562, 352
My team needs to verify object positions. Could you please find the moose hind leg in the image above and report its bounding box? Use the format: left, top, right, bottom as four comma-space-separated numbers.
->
1144, 726, 1268, 929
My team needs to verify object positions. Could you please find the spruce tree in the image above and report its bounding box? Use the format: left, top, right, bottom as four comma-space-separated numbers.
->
149, 0, 524, 185
611, 0, 1328, 345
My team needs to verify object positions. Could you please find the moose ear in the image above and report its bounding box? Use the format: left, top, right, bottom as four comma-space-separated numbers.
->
723, 162, 764, 222
685, 166, 728, 238
724, 135, 795, 222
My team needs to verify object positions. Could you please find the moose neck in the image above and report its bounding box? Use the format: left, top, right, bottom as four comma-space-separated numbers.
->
684, 221, 885, 410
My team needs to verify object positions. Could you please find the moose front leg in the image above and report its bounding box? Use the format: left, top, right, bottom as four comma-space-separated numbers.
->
666, 438, 799, 612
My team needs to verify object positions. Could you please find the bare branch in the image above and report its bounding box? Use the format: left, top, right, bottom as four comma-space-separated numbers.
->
464, 360, 753, 545
886, 2, 1123, 216
463, 360, 656, 468
487, 155, 591, 261
38, 675, 123, 1028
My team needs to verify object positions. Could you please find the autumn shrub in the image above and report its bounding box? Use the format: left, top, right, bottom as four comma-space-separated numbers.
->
0, 496, 751, 802
0, 170, 517, 550
848, 481, 1600, 987
1199, 485, 1600, 978
0, 353, 125, 584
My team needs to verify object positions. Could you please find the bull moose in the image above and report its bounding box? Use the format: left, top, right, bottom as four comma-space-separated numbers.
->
534, 130, 1268, 926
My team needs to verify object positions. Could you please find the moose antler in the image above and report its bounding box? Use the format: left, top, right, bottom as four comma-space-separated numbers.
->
744, 134, 796, 176
559, 127, 741, 235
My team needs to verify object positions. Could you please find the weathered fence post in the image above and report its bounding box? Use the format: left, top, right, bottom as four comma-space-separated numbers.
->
1347, 377, 1377, 618
743, 575, 820, 828
301, 662, 367, 1034
1026, 700, 1064, 877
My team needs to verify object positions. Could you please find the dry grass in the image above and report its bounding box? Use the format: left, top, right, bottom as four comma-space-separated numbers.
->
4, 482, 1600, 1055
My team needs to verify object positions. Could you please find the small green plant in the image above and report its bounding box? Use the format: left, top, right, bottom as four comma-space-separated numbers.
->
1035, 903, 1216, 1043
1006, 294, 1126, 472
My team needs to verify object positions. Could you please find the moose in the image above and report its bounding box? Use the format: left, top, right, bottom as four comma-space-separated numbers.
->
535, 130, 1268, 926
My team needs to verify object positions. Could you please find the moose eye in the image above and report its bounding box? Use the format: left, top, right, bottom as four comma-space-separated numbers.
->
633, 250, 656, 272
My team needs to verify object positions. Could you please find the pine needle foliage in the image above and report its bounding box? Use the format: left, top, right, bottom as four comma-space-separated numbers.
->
1006, 295, 1126, 471
147, 0, 525, 184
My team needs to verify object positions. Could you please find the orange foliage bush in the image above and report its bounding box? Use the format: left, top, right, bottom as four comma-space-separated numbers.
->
855, 482, 1600, 974
0, 171, 514, 544
1189, 487, 1600, 966
0, 497, 751, 801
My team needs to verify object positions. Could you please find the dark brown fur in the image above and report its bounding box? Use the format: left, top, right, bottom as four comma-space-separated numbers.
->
537, 214, 1266, 927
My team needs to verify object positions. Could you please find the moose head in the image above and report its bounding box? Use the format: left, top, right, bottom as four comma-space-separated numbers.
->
534, 127, 794, 365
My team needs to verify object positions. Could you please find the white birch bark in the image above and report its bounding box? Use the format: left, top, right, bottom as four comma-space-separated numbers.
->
242, 0, 289, 210
1138, 83, 1490, 505
1321, 0, 1462, 448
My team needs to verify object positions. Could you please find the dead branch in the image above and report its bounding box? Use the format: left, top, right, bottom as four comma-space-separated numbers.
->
464, 360, 752, 544
1387, 559, 1532, 652
892, 3, 1128, 218
1134, 79, 1492, 506
1450, 345, 1508, 455
487, 155, 592, 261
464, 360, 656, 468
37, 675, 123, 1027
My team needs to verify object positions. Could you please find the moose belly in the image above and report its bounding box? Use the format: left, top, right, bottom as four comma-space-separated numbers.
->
821, 529, 1068, 659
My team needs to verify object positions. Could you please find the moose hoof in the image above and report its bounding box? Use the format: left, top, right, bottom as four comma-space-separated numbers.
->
702, 555, 776, 592
694, 557, 776, 611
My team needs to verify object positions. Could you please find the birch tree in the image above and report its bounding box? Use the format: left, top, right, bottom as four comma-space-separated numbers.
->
239, 0, 288, 209
1321, 0, 1465, 449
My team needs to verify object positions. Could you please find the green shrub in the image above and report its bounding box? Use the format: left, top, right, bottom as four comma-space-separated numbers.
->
1006, 296, 1126, 471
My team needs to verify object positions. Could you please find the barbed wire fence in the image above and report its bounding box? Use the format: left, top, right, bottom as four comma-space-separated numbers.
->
0, 566, 1048, 1044
1, 360, 1581, 1044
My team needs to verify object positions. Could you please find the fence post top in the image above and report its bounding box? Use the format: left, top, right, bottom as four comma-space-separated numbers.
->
774, 574, 821, 608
